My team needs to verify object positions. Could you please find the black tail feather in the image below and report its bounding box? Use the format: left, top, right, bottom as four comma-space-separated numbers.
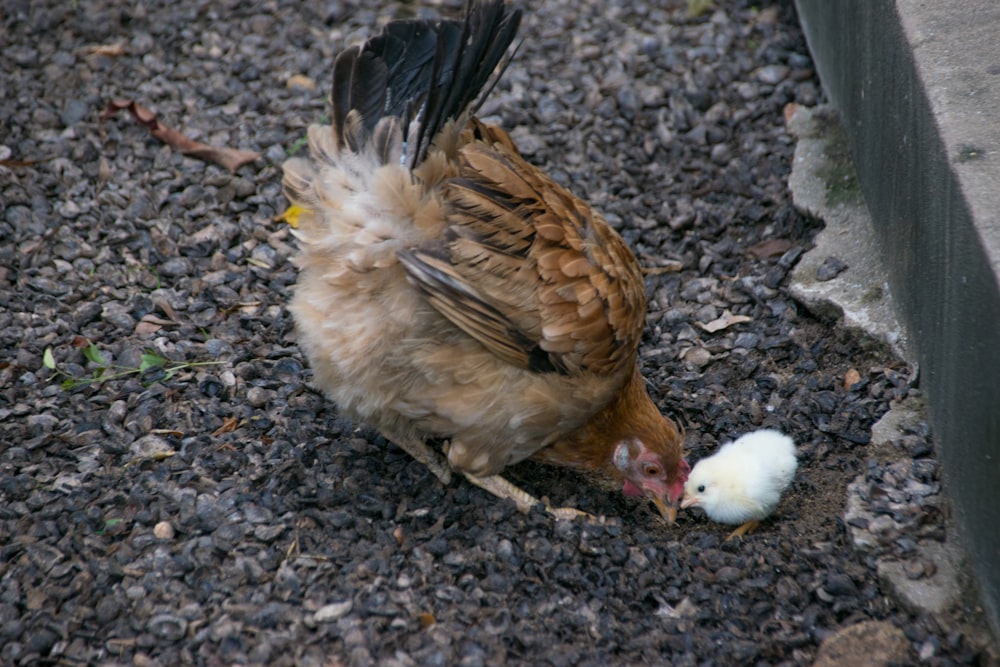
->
330, 0, 521, 166
331, 49, 387, 149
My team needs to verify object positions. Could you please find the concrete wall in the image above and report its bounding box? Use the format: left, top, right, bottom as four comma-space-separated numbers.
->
795, 0, 1000, 640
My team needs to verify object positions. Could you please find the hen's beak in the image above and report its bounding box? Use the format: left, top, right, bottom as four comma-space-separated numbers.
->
651, 495, 678, 524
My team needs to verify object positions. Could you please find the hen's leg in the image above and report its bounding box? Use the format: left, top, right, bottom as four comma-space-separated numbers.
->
382, 430, 452, 485
462, 473, 594, 522
725, 519, 760, 541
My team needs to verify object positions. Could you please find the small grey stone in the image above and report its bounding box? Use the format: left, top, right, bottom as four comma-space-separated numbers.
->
204, 339, 234, 357
147, 614, 188, 641
254, 524, 285, 542
816, 255, 849, 281
61, 98, 90, 126
825, 573, 859, 596
101, 302, 137, 331
158, 257, 193, 277
212, 523, 247, 552
315, 600, 353, 623
129, 434, 175, 460
710, 143, 731, 165
755, 64, 789, 85
733, 332, 759, 349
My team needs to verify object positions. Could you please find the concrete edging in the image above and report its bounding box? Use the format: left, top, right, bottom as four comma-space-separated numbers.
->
794, 0, 1000, 645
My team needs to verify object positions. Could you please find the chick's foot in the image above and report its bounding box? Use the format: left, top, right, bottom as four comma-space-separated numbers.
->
725, 519, 761, 542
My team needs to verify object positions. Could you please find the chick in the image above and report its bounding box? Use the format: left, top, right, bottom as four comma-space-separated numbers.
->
681, 429, 797, 540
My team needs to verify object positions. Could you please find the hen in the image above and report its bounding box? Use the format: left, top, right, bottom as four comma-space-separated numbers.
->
282, 0, 688, 520
681, 429, 798, 540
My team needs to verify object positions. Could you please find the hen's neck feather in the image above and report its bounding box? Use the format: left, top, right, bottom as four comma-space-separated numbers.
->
531, 367, 679, 475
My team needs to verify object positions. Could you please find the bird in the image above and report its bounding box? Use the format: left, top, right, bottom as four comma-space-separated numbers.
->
281, 0, 688, 521
681, 429, 798, 540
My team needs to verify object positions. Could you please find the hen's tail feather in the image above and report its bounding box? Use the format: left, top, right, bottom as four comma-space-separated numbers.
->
330, 0, 521, 167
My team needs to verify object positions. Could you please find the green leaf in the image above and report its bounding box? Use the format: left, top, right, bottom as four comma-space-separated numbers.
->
686, 0, 714, 17
43, 348, 56, 369
61, 379, 77, 390
288, 134, 308, 156
139, 352, 166, 372
83, 342, 107, 366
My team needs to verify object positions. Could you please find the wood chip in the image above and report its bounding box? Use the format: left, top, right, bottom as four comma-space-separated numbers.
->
749, 238, 794, 260
697, 310, 753, 333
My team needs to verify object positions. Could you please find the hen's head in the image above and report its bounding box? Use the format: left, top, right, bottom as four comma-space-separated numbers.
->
613, 432, 689, 523
601, 367, 689, 522
541, 367, 688, 521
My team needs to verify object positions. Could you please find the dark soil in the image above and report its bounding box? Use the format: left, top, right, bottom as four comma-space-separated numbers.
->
0, 0, 987, 665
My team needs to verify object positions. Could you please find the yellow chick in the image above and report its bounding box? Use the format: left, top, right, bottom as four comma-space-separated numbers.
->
681, 429, 797, 540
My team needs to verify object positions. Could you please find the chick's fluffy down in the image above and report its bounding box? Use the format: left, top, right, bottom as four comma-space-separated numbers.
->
683, 429, 797, 525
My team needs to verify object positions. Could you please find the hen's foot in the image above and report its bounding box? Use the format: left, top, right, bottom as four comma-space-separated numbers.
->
725, 519, 760, 541
384, 432, 452, 485
463, 473, 597, 522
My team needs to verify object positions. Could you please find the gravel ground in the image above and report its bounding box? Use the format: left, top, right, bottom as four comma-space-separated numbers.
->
0, 0, 990, 665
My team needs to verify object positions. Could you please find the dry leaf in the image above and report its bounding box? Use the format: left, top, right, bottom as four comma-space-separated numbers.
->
220, 302, 248, 319
151, 295, 178, 321
783, 102, 800, 124
392, 525, 405, 546
681, 346, 712, 367
844, 368, 862, 390
287, 74, 317, 91
70, 335, 92, 348
212, 416, 239, 436
749, 238, 793, 260
98, 157, 113, 188
0, 157, 42, 168
754, 6, 781, 25
419, 611, 436, 628
101, 99, 261, 172
150, 429, 185, 437
641, 259, 683, 276
84, 42, 125, 58
135, 313, 174, 336
697, 310, 753, 333
0, 146, 54, 169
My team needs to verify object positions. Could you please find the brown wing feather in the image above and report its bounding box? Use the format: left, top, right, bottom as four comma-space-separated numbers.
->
399, 119, 646, 378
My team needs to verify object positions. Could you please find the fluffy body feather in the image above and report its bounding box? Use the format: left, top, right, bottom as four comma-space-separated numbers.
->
681, 429, 797, 539
282, 0, 687, 520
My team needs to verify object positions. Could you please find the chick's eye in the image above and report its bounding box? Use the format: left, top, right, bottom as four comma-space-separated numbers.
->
697, 484, 705, 493
643, 464, 661, 477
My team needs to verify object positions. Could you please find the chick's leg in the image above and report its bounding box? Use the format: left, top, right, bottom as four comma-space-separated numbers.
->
725, 519, 761, 542
462, 473, 593, 522
381, 430, 452, 485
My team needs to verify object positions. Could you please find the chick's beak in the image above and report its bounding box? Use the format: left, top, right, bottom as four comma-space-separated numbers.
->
680, 494, 699, 510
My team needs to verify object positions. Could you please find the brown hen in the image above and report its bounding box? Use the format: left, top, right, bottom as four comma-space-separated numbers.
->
282, 0, 689, 520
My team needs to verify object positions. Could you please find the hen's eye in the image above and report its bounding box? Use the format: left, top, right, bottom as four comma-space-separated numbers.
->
697, 484, 705, 493
643, 464, 660, 477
